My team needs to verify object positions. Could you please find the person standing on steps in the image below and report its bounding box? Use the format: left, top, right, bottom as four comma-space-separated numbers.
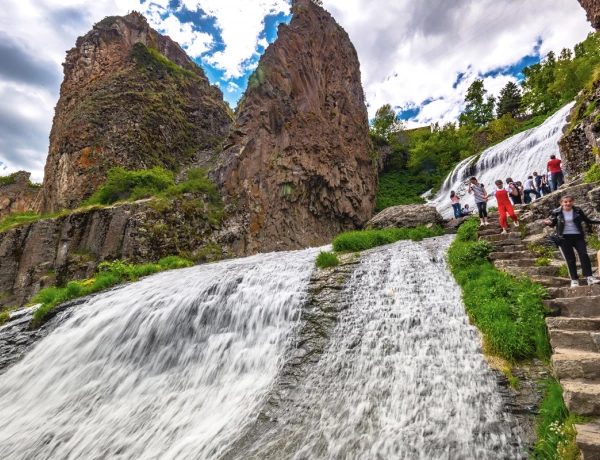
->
523, 176, 539, 204
545, 195, 600, 287
506, 177, 522, 205
485, 180, 519, 234
450, 191, 462, 218
541, 174, 551, 196
468, 177, 489, 226
547, 154, 564, 191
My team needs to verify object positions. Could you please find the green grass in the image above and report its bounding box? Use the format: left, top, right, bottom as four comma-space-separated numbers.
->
528, 243, 555, 260
585, 164, 600, 183
315, 251, 340, 269
82, 167, 219, 206
532, 378, 589, 459
31, 257, 194, 327
0, 173, 17, 186
557, 264, 570, 279
332, 225, 444, 252
0, 210, 71, 233
0, 311, 9, 326
589, 236, 600, 251
535, 257, 551, 267
447, 218, 551, 362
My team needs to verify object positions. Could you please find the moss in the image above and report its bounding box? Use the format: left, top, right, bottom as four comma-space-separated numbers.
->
131, 43, 199, 81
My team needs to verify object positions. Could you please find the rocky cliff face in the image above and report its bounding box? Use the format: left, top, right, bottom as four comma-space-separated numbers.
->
579, 0, 600, 30
40, 12, 232, 213
0, 172, 40, 217
215, 0, 377, 253
559, 84, 600, 176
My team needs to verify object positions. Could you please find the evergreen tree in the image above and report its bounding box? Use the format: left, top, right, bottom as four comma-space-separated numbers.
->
459, 79, 496, 127
496, 82, 522, 118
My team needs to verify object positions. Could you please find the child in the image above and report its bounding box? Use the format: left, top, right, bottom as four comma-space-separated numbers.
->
486, 180, 519, 234
461, 204, 473, 216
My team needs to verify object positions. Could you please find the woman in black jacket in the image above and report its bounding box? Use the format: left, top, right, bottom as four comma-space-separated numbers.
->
545, 195, 600, 287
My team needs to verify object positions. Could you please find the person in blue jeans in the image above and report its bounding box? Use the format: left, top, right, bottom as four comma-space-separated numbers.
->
450, 191, 461, 218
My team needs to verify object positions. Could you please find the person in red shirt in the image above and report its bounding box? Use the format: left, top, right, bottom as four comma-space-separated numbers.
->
486, 180, 519, 234
547, 154, 563, 191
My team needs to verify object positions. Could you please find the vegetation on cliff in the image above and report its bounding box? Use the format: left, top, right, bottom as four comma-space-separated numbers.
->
447, 218, 551, 361
31, 257, 194, 328
315, 251, 340, 269
375, 32, 600, 212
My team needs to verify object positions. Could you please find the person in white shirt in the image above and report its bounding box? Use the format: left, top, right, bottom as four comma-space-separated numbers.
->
523, 176, 539, 204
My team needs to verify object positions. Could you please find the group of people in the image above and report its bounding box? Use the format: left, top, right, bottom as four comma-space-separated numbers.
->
448, 155, 600, 288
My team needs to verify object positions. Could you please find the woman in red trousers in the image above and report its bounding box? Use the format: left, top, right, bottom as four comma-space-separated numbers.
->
486, 180, 519, 234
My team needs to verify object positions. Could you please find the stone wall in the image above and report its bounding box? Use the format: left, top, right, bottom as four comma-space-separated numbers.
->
0, 171, 39, 217
0, 197, 234, 309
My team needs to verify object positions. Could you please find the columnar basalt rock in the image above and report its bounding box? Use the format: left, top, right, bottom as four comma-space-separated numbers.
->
40, 12, 232, 213
214, 0, 377, 253
579, 0, 600, 30
0, 172, 40, 217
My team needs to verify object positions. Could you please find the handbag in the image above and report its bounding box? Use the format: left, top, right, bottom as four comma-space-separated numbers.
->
546, 234, 564, 248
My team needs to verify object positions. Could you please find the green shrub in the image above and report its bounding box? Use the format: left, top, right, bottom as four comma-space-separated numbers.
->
528, 243, 555, 259
332, 225, 444, 252
31, 256, 194, 327
447, 234, 551, 362
532, 378, 588, 459
535, 257, 551, 267
456, 217, 480, 243
589, 236, 600, 251
315, 251, 340, 269
585, 164, 600, 183
0, 173, 17, 186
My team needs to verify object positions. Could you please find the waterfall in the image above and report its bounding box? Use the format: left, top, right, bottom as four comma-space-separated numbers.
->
231, 236, 523, 459
0, 248, 319, 460
430, 103, 574, 218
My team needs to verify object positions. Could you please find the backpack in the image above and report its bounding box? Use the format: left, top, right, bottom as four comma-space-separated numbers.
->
509, 183, 519, 196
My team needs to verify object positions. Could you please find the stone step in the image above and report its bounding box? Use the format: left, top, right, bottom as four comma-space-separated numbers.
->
552, 250, 598, 261
547, 318, 600, 331
548, 330, 600, 353
502, 265, 558, 277
562, 380, 600, 416
494, 259, 538, 269
478, 227, 520, 236
548, 285, 600, 299
552, 349, 600, 380
491, 244, 527, 253
575, 423, 600, 460
532, 276, 572, 289
544, 297, 600, 317
489, 251, 536, 261
481, 232, 522, 243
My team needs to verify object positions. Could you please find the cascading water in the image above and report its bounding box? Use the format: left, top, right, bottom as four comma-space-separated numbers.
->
231, 236, 523, 459
430, 102, 574, 218
0, 248, 319, 460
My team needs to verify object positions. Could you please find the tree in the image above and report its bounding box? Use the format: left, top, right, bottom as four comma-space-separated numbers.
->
459, 79, 496, 127
496, 82, 522, 118
370, 104, 405, 144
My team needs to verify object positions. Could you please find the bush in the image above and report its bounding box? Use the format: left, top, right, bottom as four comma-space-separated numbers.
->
456, 217, 480, 243
31, 256, 194, 327
585, 164, 600, 183
332, 225, 444, 252
315, 251, 340, 269
0, 173, 17, 186
532, 378, 588, 459
447, 230, 551, 362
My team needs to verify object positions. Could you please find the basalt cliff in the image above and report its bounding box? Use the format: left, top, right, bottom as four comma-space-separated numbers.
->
40, 12, 232, 213
214, 0, 377, 253
579, 0, 600, 30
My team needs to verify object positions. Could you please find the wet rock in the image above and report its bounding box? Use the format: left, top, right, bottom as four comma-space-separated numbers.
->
214, 0, 376, 253
365, 204, 443, 230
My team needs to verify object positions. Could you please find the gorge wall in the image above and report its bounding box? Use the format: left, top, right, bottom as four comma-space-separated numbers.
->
215, 0, 377, 253
579, 0, 600, 30
40, 12, 232, 213
0, 172, 39, 217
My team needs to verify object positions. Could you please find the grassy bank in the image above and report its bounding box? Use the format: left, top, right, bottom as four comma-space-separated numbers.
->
332, 225, 444, 252
31, 256, 193, 328
447, 218, 551, 361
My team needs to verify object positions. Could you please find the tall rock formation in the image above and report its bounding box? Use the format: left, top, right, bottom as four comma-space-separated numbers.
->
41, 12, 232, 213
215, 0, 377, 253
579, 0, 600, 30
0, 172, 40, 217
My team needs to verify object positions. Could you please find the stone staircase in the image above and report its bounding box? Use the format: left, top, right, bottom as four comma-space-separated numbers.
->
478, 210, 600, 459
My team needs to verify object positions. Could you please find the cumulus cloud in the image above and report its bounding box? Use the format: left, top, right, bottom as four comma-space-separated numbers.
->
323, 0, 592, 124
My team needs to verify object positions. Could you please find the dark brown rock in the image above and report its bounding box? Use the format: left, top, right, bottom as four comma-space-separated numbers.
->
0, 172, 40, 217
365, 205, 443, 230
40, 12, 232, 213
579, 0, 600, 30
214, 0, 377, 253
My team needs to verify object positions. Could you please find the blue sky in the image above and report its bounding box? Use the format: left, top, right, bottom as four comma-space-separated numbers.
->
0, 0, 592, 180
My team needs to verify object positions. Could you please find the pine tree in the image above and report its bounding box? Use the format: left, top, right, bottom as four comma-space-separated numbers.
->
496, 82, 522, 118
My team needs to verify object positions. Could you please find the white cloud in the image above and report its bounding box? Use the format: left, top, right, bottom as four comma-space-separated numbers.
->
323, 0, 592, 123
180, 0, 290, 79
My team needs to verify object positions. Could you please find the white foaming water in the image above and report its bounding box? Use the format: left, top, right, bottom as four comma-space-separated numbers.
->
0, 248, 318, 460
430, 103, 573, 218
246, 236, 522, 459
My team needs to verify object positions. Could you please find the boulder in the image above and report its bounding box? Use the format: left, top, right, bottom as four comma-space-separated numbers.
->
365, 205, 443, 230
530, 182, 600, 219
